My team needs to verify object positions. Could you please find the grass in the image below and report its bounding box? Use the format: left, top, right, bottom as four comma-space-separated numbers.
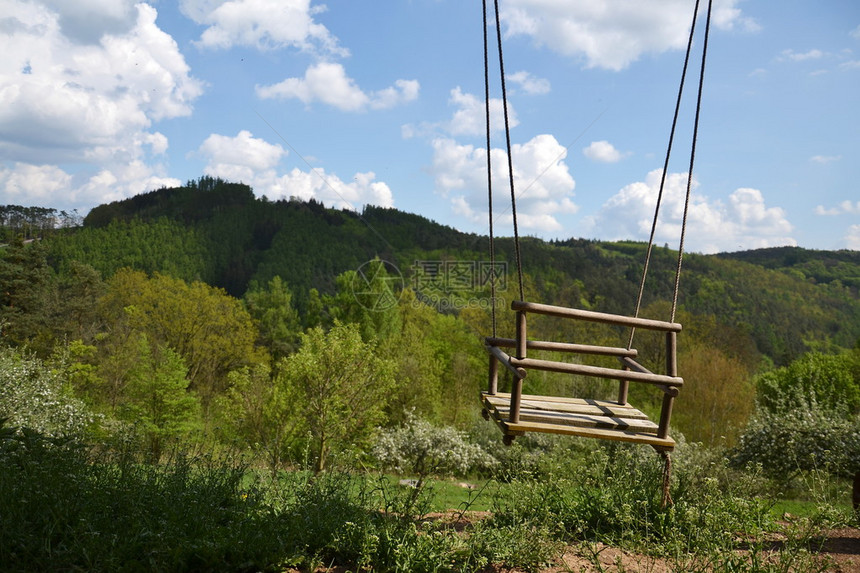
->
1, 426, 854, 572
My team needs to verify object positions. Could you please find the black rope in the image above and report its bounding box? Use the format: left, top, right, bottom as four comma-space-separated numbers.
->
483, 0, 497, 337
672, 0, 713, 323
492, 0, 525, 302
628, 0, 708, 347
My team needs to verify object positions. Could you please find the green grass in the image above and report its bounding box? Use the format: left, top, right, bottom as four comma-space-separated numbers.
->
1, 427, 854, 572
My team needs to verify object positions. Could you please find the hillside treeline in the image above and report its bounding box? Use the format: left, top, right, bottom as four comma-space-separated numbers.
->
1, 177, 859, 468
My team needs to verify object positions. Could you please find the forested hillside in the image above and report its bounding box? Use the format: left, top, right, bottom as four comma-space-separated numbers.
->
2, 176, 860, 456
49, 177, 860, 364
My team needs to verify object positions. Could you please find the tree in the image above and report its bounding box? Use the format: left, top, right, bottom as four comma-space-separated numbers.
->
672, 341, 755, 447
756, 352, 860, 415
0, 346, 92, 439
732, 349, 860, 507
98, 269, 263, 414
276, 322, 396, 472
217, 363, 297, 472
326, 260, 402, 344
0, 239, 54, 348
243, 276, 300, 360
119, 336, 201, 462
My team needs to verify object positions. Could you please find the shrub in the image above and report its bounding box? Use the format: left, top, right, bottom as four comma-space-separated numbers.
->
0, 346, 92, 438
372, 415, 497, 479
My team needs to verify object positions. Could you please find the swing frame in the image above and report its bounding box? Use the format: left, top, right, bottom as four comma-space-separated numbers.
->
481, 300, 681, 451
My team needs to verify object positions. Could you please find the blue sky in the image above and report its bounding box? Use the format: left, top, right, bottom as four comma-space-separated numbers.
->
1, 0, 858, 253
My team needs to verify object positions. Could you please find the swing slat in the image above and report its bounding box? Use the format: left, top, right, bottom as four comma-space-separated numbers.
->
481, 391, 675, 449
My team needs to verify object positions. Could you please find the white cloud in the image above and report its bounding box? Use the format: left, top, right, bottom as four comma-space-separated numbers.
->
445, 87, 519, 137
195, 131, 392, 209
256, 62, 419, 112
0, 162, 181, 210
180, 0, 345, 55
583, 140, 627, 163
583, 170, 795, 254
507, 70, 551, 95
41, 0, 137, 44
780, 48, 825, 62
400, 87, 518, 139
499, 0, 756, 71
429, 134, 577, 233
815, 200, 860, 216
810, 154, 842, 164
846, 225, 860, 250
0, 1, 201, 209
852, 25, 860, 40
196, 130, 287, 182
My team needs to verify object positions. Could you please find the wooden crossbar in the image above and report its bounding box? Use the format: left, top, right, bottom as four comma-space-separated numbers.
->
509, 356, 683, 387
485, 336, 638, 358
511, 300, 682, 332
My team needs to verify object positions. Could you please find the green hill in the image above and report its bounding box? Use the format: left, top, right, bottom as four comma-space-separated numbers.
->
43, 177, 860, 366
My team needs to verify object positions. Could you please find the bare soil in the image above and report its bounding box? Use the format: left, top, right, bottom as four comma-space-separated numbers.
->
429, 512, 860, 573
289, 512, 860, 572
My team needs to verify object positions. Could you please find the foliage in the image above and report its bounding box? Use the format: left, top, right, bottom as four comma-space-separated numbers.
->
119, 336, 201, 461
47, 217, 211, 284
672, 340, 756, 447
732, 399, 860, 480
216, 363, 297, 472
732, 351, 860, 481
326, 259, 403, 344
372, 414, 497, 478
0, 238, 54, 348
0, 428, 286, 572
98, 269, 262, 412
276, 322, 397, 472
756, 352, 860, 415
0, 346, 92, 438
243, 275, 301, 359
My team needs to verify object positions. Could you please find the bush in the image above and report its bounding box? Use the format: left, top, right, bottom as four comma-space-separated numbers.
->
372, 414, 497, 479
731, 400, 860, 480
0, 346, 92, 438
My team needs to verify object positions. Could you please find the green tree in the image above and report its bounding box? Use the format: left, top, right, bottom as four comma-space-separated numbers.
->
0, 239, 54, 348
277, 322, 396, 472
756, 352, 860, 414
326, 260, 402, 344
99, 269, 262, 414
53, 261, 105, 344
120, 336, 200, 461
243, 276, 300, 360
217, 363, 296, 472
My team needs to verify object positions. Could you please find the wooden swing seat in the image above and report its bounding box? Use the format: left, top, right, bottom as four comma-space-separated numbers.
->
482, 300, 682, 452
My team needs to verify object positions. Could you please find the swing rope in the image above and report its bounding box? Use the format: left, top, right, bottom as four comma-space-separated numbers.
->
672, 0, 713, 324
486, 0, 525, 303
483, 0, 497, 337
628, 0, 713, 347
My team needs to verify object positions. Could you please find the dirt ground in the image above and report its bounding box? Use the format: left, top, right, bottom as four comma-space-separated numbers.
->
432, 512, 860, 573
289, 512, 860, 572
546, 528, 860, 573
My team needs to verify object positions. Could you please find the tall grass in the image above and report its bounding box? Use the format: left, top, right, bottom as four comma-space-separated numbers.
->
0, 420, 850, 572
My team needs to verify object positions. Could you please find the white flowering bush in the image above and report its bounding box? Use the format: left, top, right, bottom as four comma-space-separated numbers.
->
372, 415, 497, 478
732, 397, 860, 479
0, 346, 92, 438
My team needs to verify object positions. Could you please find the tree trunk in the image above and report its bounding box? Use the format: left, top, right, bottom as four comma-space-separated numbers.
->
315, 435, 327, 473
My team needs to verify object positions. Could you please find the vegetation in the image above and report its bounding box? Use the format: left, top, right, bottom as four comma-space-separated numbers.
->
1, 177, 859, 570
